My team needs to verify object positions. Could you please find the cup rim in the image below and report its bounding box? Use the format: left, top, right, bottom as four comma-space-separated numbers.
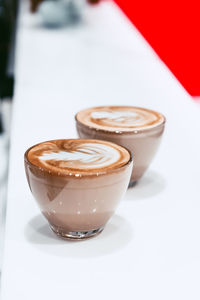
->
75, 105, 166, 135
24, 138, 133, 178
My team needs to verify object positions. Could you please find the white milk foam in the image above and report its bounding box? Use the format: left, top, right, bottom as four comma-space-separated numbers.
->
39, 143, 120, 169
91, 111, 138, 121
91, 110, 148, 126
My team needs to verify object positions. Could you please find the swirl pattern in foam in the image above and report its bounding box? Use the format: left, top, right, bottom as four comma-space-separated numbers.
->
76, 106, 165, 132
26, 139, 131, 175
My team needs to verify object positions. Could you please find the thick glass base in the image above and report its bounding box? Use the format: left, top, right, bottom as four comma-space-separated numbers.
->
128, 180, 138, 188
50, 224, 104, 241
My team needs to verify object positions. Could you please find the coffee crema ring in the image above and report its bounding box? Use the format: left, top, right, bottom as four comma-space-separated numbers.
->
26, 139, 132, 176
76, 106, 165, 132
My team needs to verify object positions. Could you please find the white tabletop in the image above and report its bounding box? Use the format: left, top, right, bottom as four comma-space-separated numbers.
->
1, 1, 200, 299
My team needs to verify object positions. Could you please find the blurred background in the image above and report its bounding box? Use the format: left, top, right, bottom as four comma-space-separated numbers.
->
0, 0, 17, 272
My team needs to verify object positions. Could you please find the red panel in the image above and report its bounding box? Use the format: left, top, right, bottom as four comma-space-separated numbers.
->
114, 0, 200, 96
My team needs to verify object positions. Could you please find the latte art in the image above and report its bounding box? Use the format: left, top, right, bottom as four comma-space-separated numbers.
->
91, 111, 152, 127
76, 106, 165, 132
39, 144, 120, 169
27, 139, 131, 175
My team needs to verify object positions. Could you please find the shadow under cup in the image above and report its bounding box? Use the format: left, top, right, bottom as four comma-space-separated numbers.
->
24, 149, 133, 240
76, 115, 165, 186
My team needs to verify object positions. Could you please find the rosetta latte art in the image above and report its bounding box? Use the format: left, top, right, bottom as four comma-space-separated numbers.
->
27, 139, 130, 175
76, 106, 165, 132
91, 111, 142, 126
91, 110, 157, 128
39, 143, 120, 170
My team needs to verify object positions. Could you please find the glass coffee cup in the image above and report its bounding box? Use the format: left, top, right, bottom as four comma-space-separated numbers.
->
75, 106, 165, 186
24, 139, 133, 240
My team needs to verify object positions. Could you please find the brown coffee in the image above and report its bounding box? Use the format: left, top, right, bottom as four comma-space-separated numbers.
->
25, 139, 133, 240
75, 106, 165, 185
27, 139, 130, 175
